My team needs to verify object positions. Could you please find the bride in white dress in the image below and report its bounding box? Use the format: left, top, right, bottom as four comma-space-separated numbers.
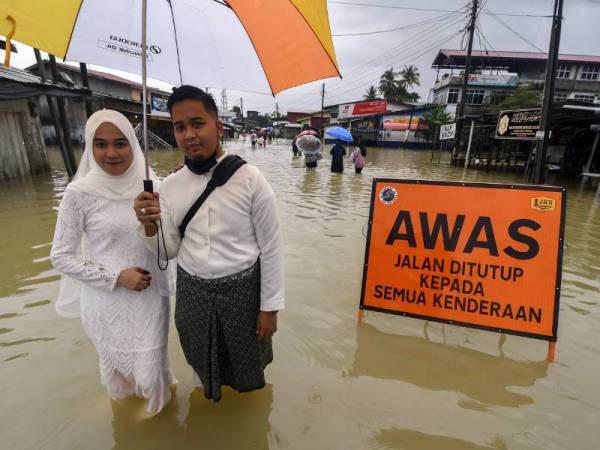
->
51, 110, 174, 414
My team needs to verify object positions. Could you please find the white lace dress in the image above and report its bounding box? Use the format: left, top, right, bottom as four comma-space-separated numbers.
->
51, 187, 173, 414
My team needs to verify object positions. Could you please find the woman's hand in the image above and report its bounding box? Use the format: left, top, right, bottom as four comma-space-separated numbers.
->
117, 267, 151, 291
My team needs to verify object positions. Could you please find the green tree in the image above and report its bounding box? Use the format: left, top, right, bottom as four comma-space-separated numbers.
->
422, 106, 452, 142
378, 68, 398, 101
364, 85, 378, 100
378, 67, 421, 103
399, 65, 421, 90
231, 105, 242, 119
489, 83, 542, 112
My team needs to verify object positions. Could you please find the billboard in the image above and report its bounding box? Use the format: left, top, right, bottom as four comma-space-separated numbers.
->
467, 74, 519, 87
150, 91, 170, 118
383, 111, 429, 131
496, 109, 542, 140
360, 179, 566, 341
339, 100, 387, 119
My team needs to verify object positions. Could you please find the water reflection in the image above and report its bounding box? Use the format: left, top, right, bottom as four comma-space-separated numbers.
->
348, 323, 547, 407
370, 428, 507, 450
111, 385, 272, 450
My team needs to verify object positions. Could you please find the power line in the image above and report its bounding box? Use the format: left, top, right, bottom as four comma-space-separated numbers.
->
332, 11, 462, 36
328, 1, 553, 18
483, 6, 545, 52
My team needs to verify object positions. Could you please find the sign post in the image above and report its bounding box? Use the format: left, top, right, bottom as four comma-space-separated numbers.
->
360, 179, 566, 342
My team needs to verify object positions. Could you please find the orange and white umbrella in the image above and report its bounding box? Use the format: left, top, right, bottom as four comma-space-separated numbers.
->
1, 0, 340, 185
0, 0, 340, 95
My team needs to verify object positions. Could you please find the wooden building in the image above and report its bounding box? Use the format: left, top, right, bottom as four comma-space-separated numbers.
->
0, 65, 88, 180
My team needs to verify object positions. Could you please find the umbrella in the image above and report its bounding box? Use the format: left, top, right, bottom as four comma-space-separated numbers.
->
325, 126, 353, 143
1, 0, 340, 188
296, 134, 321, 153
297, 129, 319, 137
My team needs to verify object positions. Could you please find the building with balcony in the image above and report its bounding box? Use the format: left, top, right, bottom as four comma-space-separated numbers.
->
431, 49, 600, 117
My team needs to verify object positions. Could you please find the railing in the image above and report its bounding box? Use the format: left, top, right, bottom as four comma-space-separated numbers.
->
133, 124, 173, 150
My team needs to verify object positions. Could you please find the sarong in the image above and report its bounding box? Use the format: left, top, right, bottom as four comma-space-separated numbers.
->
175, 262, 273, 402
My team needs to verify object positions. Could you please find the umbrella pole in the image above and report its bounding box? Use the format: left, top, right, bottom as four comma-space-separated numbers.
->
141, 0, 152, 192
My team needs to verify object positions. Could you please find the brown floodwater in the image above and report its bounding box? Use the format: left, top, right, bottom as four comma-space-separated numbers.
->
1, 141, 599, 450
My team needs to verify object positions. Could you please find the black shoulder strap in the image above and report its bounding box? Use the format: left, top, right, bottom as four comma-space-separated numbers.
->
178, 155, 247, 238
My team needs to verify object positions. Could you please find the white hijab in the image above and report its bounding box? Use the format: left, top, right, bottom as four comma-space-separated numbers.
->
55, 109, 167, 318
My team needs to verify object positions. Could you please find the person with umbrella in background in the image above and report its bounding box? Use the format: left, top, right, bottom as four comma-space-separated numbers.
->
133, 86, 284, 402
325, 126, 353, 173
296, 126, 322, 169
330, 139, 347, 173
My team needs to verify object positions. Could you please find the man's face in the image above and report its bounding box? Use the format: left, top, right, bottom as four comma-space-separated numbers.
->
171, 99, 224, 160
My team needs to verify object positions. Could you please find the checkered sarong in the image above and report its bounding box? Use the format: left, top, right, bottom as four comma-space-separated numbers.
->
175, 262, 273, 402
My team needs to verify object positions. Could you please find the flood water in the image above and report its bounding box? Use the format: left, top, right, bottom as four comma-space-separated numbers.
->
1, 141, 599, 450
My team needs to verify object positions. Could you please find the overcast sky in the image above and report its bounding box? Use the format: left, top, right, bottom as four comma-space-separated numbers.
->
6, 0, 600, 115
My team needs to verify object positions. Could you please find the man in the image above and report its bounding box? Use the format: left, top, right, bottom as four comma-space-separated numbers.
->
133, 85, 284, 402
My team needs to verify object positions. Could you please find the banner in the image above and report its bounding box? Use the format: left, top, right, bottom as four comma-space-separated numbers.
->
496, 109, 541, 140
339, 100, 387, 119
383, 112, 429, 131
439, 123, 456, 140
360, 179, 566, 341
150, 91, 170, 118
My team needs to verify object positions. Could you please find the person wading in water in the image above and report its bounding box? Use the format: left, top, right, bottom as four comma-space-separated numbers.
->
134, 86, 284, 402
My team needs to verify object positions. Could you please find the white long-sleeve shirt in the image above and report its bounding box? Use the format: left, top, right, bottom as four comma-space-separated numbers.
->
138, 154, 284, 312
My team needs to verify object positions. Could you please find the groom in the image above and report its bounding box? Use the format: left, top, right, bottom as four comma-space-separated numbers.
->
133, 85, 284, 401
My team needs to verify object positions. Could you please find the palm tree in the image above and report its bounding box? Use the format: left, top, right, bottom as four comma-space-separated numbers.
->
378, 68, 398, 101
364, 85, 378, 100
399, 65, 421, 90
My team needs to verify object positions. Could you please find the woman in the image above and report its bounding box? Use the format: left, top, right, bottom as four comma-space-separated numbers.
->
330, 139, 346, 173
50, 110, 173, 414
351, 138, 367, 174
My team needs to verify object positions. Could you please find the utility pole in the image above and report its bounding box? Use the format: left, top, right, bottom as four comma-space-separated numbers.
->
240, 97, 244, 130
320, 83, 325, 138
220, 89, 228, 120
453, 0, 479, 162
533, 0, 563, 184
275, 102, 279, 119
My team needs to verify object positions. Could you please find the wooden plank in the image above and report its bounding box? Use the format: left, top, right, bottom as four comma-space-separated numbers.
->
0, 113, 19, 179
8, 112, 29, 176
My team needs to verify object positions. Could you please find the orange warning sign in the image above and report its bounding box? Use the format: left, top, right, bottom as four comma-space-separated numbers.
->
360, 179, 566, 341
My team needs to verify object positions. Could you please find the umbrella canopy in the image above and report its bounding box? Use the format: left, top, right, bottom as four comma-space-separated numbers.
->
296, 134, 321, 153
325, 126, 353, 143
0, 0, 340, 95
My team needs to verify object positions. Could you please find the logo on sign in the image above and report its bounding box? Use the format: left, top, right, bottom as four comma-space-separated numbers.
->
149, 45, 162, 54
531, 197, 555, 211
379, 186, 398, 205
498, 114, 510, 136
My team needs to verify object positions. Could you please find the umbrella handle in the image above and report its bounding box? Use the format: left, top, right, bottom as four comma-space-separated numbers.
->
144, 179, 153, 193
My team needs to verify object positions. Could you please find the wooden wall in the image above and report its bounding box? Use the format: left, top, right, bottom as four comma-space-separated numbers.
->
0, 99, 50, 180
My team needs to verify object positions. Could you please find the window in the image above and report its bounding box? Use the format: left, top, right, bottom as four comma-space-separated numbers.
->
573, 94, 595, 103
447, 88, 460, 104
433, 91, 442, 105
556, 64, 571, 79
554, 93, 568, 102
580, 65, 599, 80
465, 89, 485, 105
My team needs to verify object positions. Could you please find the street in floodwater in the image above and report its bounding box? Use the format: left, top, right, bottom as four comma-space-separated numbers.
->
1, 140, 599, 450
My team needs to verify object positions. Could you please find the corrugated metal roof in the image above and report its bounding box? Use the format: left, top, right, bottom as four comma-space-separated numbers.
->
0, 65, 46, 84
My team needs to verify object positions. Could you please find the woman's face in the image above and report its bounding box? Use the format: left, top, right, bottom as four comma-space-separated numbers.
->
92, 122, 134, 176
